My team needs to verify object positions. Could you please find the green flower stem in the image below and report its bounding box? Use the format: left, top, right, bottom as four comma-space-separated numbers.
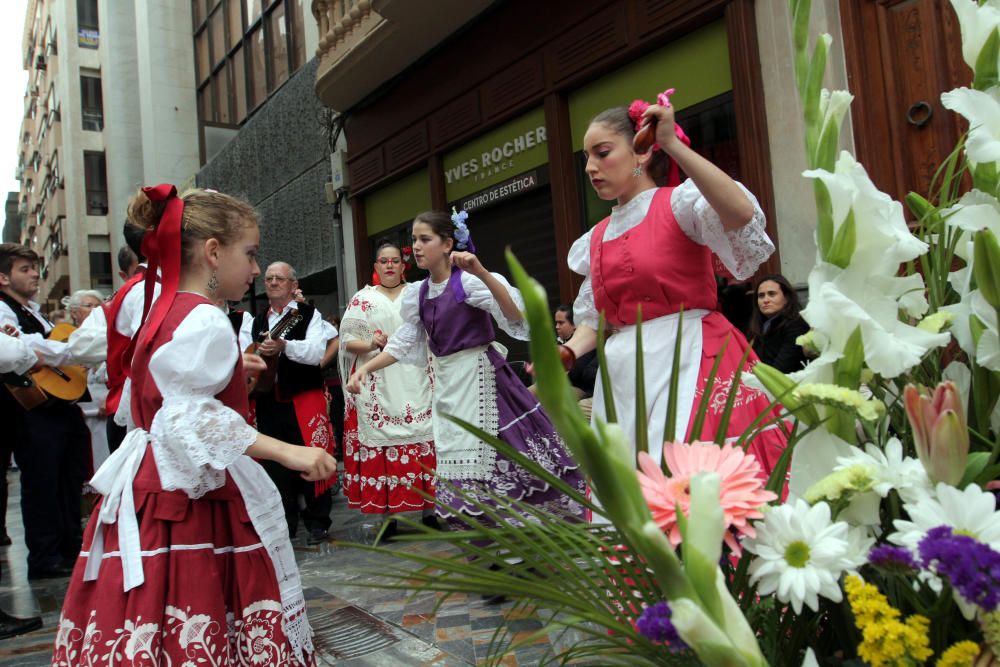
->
506, 250, 697, 604
634, 306, 648, 461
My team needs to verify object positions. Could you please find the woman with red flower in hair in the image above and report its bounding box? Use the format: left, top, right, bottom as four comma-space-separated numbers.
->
560, 89, 787, 479
339, 239, 436, 541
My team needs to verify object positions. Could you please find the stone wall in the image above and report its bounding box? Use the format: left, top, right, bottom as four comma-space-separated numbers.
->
195, 60, 338, 296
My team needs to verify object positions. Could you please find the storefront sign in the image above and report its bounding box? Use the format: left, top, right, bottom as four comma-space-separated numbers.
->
445, 127, 547, 185
457, 168, 548, 213
443, 108, 549, 201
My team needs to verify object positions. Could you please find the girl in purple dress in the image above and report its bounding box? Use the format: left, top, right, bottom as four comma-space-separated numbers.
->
346, 210, 584, 527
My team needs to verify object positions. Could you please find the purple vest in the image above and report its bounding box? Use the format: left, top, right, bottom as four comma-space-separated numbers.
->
419, 270, 495, 357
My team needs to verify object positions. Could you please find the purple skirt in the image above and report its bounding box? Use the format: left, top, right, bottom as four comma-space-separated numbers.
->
434, 347, 586, 528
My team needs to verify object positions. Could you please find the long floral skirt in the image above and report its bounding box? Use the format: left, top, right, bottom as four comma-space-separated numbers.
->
53, 452, 313, 666
342, 401, 436, 514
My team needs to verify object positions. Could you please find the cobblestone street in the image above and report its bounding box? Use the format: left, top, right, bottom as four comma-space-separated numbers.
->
0, 473, 573, 666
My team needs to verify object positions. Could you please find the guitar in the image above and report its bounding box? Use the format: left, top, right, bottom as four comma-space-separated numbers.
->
2, 323, 89, 409
245, 309, 303, 395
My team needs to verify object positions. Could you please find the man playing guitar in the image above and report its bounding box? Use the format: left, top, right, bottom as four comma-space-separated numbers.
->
240, 261, 335, 544
0, 243, 90, 579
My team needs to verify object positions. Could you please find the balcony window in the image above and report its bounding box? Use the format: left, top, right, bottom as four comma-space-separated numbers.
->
81, 75, 103, 131
83, 151, 108, 216
77, 0, 99, 48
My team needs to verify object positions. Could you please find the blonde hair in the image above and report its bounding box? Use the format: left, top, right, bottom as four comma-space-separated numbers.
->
126, 188, 258, 266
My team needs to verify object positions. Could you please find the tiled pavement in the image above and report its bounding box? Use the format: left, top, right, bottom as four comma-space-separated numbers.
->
0, 473, 579, 666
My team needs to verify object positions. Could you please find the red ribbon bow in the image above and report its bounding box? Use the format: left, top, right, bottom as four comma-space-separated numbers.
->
128, 184, 185, 361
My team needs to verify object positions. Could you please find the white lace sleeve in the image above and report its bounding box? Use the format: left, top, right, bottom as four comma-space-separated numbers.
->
568, 228, 599, 330
461, 271, 530, 340
383, 282, 430, 366
147, 304, 257, 498
671, 180, 774, 281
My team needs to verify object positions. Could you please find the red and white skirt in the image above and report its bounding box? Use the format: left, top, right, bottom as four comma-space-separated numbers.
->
342, 402, 436, 514
53, 451, 313, 666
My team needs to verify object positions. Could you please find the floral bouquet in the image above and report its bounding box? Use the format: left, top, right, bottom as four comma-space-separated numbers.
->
347, 0, 1000, 664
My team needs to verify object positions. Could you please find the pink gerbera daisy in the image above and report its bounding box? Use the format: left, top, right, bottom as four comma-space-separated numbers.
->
637, 441, 777, 555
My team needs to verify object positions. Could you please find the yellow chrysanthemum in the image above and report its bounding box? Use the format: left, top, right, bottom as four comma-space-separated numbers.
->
936, 641, 980, 667
983, 611, 1000, 658
794, 384, 886, 422
845, 576, 933, 666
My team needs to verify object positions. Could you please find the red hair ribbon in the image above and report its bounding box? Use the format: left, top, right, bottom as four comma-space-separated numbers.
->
627, 88, 691, 186
132, 184, 184, 354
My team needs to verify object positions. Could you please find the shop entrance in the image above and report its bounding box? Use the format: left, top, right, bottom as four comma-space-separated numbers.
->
456, 185, 559, 365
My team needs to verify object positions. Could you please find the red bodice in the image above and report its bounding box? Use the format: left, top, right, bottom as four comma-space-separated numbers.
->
129, 293, 249, 431
104, 269, 145, 414
589, 187, 718, 326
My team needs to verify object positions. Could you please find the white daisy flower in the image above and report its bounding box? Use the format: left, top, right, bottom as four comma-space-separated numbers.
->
835, 438, 932, 503
889, 483, 1000, 552
888, 483, 1000, 618
743, 499, 856, 614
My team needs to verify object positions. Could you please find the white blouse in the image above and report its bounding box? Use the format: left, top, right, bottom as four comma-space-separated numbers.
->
568, 181, 774, 330
384, 272, 529, 366
145, 302, 257, 498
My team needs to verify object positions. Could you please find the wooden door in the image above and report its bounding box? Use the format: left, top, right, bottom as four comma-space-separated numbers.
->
840, 0, 971, 205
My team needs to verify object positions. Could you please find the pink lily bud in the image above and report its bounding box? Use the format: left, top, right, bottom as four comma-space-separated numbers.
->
903, 382, 968, 486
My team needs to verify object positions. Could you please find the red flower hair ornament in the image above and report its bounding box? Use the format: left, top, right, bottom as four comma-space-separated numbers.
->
627, 88, 690, 186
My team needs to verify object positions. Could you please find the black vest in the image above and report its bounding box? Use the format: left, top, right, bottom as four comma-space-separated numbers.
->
251, 302, 323, 399
0, 292, 49, 335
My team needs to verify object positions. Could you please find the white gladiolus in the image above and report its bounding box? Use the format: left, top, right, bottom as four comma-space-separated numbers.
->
941, 87, 1000, 165
949, 0, 1000, 75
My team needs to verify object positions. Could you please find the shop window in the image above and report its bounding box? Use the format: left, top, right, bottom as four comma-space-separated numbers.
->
83, 151, 108, 216
675, 92, 739, 180
80, 74, 103, 131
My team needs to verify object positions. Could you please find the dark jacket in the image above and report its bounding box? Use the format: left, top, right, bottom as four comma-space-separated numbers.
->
752, 313, 809, 373
568, 349, 599, 398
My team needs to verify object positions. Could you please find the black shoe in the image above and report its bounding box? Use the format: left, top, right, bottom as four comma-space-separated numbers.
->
482, 593, 507, 605
0, 533, 11, 547
376, 519, 398, 544
421, 515, 443, 531
307, 528, 328, 546
27, 564, 74, 580
0, 610, 42, 639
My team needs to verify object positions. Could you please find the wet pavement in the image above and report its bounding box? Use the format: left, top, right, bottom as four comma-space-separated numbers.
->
0, 472, 576, 665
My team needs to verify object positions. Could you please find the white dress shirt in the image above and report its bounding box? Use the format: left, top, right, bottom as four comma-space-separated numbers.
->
0, 298, 73, 366
238, 301, 325, 366
0, 333, 38, 375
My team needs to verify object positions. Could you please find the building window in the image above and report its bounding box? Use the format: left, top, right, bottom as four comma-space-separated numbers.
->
193, 0, 305, 139
77, 0, 99, 48
267, 3, 288, 92
80, 74, 103, 131
88, 236, 113, 291
83, 151, 108, 215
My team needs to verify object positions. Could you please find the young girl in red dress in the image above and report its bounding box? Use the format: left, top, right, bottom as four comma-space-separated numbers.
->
52, 186, 336, 666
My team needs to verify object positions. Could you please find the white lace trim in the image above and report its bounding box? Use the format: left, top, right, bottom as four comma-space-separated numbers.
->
150, 397, 257, 499
431, 344, 500, 480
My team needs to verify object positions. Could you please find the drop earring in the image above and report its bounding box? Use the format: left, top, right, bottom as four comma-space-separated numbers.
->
632, 165, 643, 177
207, 270, 219, 294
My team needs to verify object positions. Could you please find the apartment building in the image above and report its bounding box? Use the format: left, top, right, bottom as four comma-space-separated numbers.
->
16, 0, 199, 310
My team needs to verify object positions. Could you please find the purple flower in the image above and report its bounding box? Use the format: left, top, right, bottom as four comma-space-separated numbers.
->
868, 545, 919, 571
918, 525, 1000, 612
635, 602, 686, 650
